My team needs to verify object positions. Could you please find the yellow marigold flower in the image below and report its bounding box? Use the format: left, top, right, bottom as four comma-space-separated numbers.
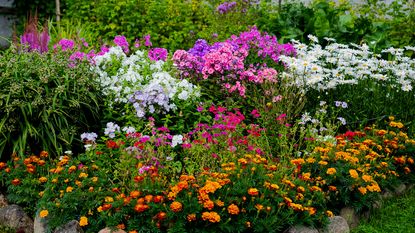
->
52, 178, 58, 183
170, 201, 183, 212
68, 165, 77, 173
39, 210, 48, 218
358, 187, 367, 195
326, 168, 336, 175
238, 158, 248, 165
39, 191, 44, 197
105, 196, 114, 203
389, 116, 395, 121
349, 169, 359, 179
97, 206, 103, 212
66, 186, 73, 192
305, 207, 316, 215
362, 175, 372, 183
39, 177, 48, 183
79, 216, 88, 227
326, 210, 334, 217
227, 204, 240, 215
367, 183, 381, 192
306, 158, 316, 163
202, 211, 221, 223
302, 172, 311, 181
187, 214, 196, 222
290, 203, 303, 211
91, 177, 98, 182
297, 186, 305, 193
318, 161, 328, 166
79, 172, 88, 178
247, 188, 259, 196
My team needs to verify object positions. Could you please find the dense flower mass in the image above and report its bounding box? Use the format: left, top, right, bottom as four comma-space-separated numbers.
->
92, 43, 200, 118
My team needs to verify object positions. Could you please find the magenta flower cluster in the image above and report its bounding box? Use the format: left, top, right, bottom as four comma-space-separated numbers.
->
148, 48, 168, 61
20, 27, 49, 53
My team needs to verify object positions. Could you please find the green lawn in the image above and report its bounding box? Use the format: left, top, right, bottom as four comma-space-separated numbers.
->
352, 188, 415, 233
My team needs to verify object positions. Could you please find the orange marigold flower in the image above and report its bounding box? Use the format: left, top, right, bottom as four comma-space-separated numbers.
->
318, 161, 328, 166
79, 216, 88, 227
66, 186, 73, 192
203, 200, 215, 210
170, 201, 183, 212
0, 162, 6, 169
328, 186, 337, 191
202, 211, 221, 223
117, 224, 125, 230
39, 210, 48, 218
215, 200, 224, 207
247, 188, 259, 196
297, 186, 305, 193
326, 168, 336, 175
358, 187, 367, 195
130, 190, 141, 199
153, 195, 164, 203
326, 210, 334, 217
187, 214, 196, 222
404, 167, 411, 174
349, 169, 359, 179
227, 204, 240, 215
11, 178, 21, 186
134, 204, 149, 213
156, 211, 167, 221
40, 151, 49, 158
79, 172, 88, 178
144, 195, 153, 203
255, 204, 264, 211
290, 158, 305, 166
407, 158, 414, 164
177, 181, 189, 190
129, 231, 138, 233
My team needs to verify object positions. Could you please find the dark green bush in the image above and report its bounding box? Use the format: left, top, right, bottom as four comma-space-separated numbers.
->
0, 46, 103, 158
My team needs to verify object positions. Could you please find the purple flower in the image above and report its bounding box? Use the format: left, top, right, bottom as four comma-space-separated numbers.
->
216, 1, 237, 14
148, 48, 168, 61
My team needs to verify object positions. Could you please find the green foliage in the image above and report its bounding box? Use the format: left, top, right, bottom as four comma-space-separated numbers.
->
0, 46, 103, 158
61, 0, 258, 51
256, 0, 415, 52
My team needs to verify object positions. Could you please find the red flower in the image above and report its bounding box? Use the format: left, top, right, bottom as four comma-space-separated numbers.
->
106, 140, 119, 149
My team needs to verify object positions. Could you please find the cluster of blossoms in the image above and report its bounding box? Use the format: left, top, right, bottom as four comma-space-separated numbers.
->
172, 27, 296, 97
20, 24, 49, 53
216, 1, 237, 14
93, 44, 200, 118
279, 35, 415, 92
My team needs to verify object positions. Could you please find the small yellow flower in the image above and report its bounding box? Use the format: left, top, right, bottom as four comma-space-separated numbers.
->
79, 216, 88, 227
66, 186, 74, 192
326, 168, 336, 175
39, 177, 48, 183
362, 175, 372, 183
79, 172, 88, 178
52, 178, 58, 183
247, 188, 259, 196
91, 177, 98, 182
326, 210, 334, 217
39, 210, 48, 218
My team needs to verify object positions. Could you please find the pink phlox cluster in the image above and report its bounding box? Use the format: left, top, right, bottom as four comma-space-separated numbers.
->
53, 39, 75, 51
113, 35, 129, 53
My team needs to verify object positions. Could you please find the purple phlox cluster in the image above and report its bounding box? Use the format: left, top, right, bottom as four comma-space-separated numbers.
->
335, 101, 348, 108
113, 35, 129, 53
188, 39, 212, 57
53, 39, 75, 51
20, 25, 49, 53
104, 122, 121, 138
148, 48, 168, 61
80, 132, 98, 142
216, 1, 237, 14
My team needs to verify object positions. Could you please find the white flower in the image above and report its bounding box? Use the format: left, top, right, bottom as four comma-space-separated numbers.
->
171, 135, 184, 147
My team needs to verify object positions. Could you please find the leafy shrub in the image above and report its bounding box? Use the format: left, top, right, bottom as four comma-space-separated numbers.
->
0, 46, 103, 158
61, 0, 259, 51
